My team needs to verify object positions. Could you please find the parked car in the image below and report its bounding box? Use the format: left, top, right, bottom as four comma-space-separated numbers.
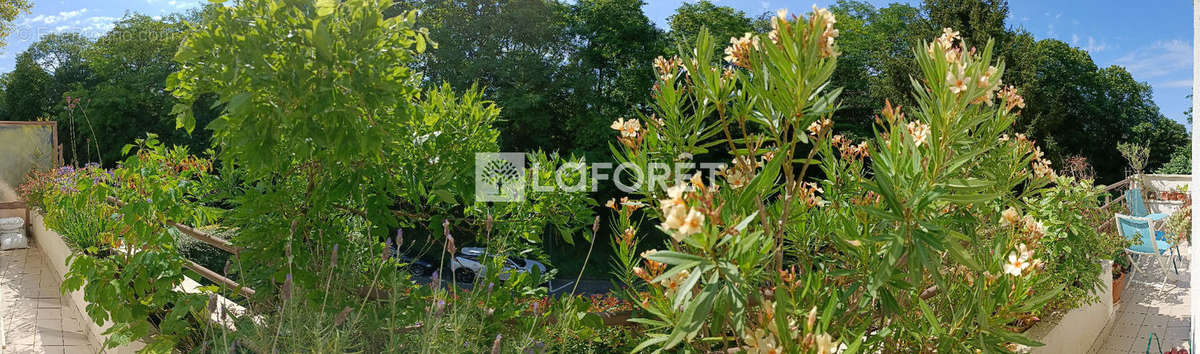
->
450, 247, 547, 283
398, 254, 437, 277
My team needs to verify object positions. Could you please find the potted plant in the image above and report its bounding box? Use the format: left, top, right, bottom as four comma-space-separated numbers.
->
1112, 253, 1131, 303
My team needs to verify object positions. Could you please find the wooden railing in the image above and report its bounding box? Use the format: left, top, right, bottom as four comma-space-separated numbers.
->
103, 196, 255, 298
1097, 177, 1132, 234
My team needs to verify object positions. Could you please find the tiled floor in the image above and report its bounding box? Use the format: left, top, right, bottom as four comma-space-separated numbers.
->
1, 243, 95, 353
1090, 249, 1191, 354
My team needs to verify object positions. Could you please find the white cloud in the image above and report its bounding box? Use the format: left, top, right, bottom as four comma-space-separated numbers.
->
1114, 39, 1192, 80
1159, 79, 1193, 88
1083, 37, 1107, 53
19, 8, 88, 26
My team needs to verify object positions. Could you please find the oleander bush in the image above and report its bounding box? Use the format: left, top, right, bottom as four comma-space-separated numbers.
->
605, 7, 1116, 352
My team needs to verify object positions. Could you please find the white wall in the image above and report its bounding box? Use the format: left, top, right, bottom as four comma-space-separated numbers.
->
1026, 261, 1113, 353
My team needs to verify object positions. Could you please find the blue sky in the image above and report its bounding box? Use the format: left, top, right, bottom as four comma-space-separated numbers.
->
2, 0, 1192, 127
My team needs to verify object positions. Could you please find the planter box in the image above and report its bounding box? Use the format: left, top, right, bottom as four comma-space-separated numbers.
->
1025, 260, 1113, 353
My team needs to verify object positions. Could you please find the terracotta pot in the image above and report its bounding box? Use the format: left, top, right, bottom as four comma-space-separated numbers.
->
1112, 270, 1128, 303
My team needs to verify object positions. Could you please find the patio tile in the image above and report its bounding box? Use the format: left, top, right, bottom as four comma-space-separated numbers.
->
0, 243, 97, 354
1091, 245, 1191, 354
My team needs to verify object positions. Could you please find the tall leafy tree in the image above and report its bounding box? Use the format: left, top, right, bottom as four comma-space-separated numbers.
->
27, 33, 94, 96
5, 52, 50, 121
665, 0, 754, 58
72, 14, 206, 165
565, 0, 664, 158
411, 0, 575, 152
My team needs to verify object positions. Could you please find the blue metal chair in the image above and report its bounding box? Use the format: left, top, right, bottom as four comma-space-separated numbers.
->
1116, 214, 1180, 282
1125, 188, 1182, 262
1126, 188, 1169, 221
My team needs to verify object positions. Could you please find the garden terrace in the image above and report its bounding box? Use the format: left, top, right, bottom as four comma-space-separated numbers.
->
0, 1, 1194, 352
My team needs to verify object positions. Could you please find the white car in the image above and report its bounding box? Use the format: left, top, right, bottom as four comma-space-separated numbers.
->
450, 247, 548, 283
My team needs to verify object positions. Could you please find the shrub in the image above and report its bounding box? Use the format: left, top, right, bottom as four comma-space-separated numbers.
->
22, 136, 218, 351
1156, 144, 1190, 175
1024, 176, 1124, 316
607, 9, 1076, 352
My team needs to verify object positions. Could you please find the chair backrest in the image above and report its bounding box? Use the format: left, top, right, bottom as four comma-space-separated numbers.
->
1125, 188, 1148, 217
1115, 213, 1160, 253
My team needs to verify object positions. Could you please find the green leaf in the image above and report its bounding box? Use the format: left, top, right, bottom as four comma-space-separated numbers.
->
578, 312, 604, 329
645, 251, 705, 265
315, 0, 335, 16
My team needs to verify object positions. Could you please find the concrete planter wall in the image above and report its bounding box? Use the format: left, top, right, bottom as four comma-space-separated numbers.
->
28, 210, 248, 352
1025, 260, 1113, 353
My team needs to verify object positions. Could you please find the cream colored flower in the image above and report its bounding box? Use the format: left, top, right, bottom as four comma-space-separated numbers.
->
812, 6, 838, 57
936, 27, 960, 48
1033, 159, 1056, 178
998, 133, 1010, 142
1000, 207, 1020, 227
661, 204, 687, 230
906, 121, 930, 146
946, 69, 969, 94
814, 332, 840, 354
978, 66, 998, 87
743, 328, 782, 354
944, 47, 960, 63
1003, 250, 1030, 276
724, 32, 760, 68
675, 208, 705, 239
662, 269, 690, 293
999, 85, 1026, 112
807, 118, 832, 137
812, 5, 836, 26
609, 118, 625, 131
659, 183, 687, 212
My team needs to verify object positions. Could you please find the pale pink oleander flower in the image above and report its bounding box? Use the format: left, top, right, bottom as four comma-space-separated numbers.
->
675, 208, 705, 240
661, 204, 687, 230
659, 183, 687, 213
1000, 207, 1021, 227
815, 333, 840, 354
906, 121, 930, 146
946, 68, 969, 94
944, 46, 961, 63
936, 27, 960, 48
1003, 250, 1030, 276
724, 32, 760, 68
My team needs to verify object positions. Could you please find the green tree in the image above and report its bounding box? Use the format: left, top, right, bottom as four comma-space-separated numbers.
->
411, 0, 575, 152
70, 14, 206, 165
665, 0, 754, 58
0, 0, 30, 48
921, 0, 1010, 50
27, 32, 93, 93
1156, 143, 1190, 175
565, 0, 664, 158
5, 52, 50, 121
